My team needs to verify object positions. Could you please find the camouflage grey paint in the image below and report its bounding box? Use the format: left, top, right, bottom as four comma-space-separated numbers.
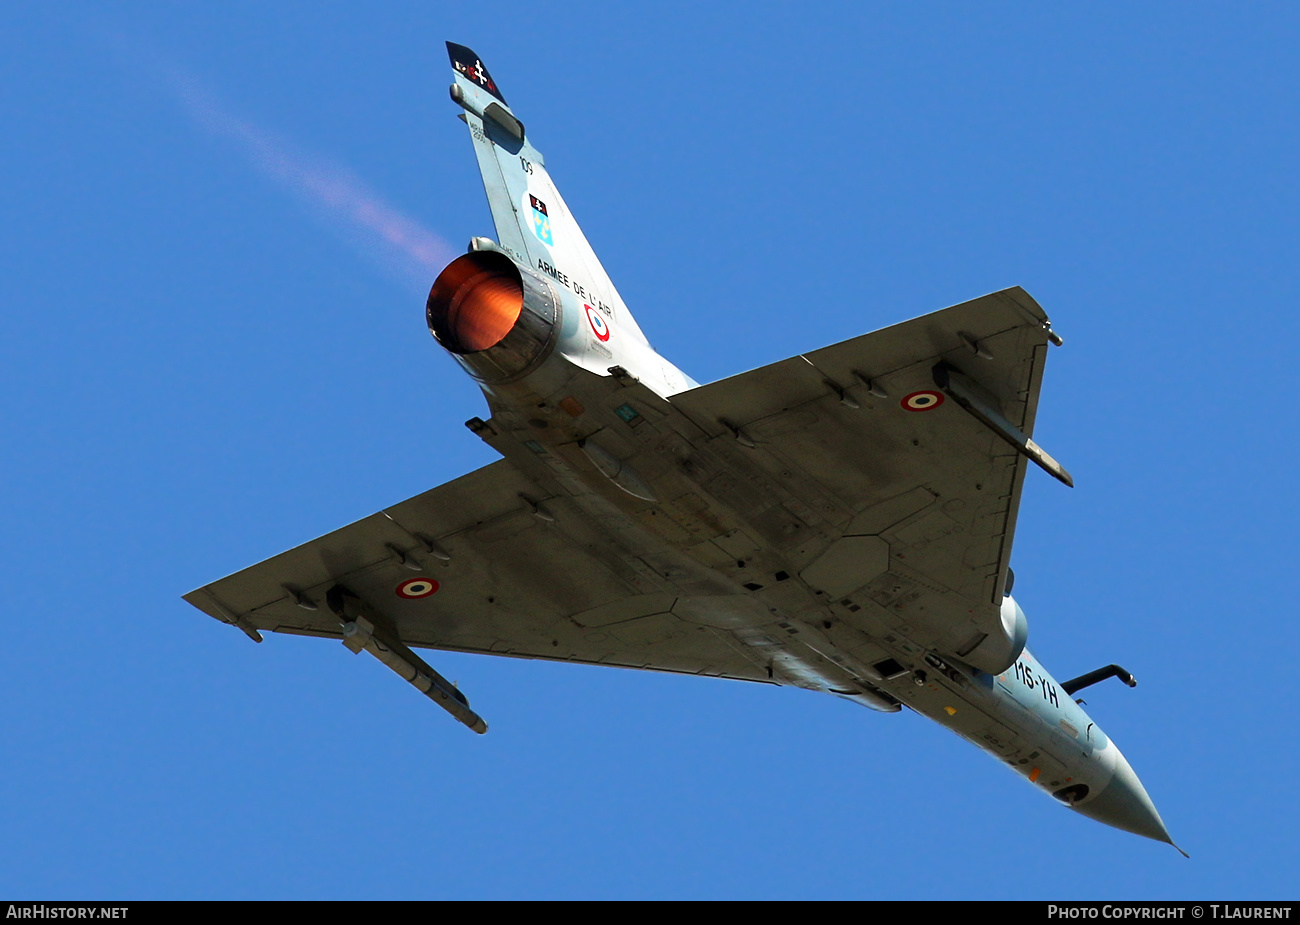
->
184, 41, 1180, 853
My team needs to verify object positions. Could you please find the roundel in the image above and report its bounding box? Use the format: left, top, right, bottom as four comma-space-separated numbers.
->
585, 304, 611, 342
901, 390, 945, 412
396, 578, 440, 599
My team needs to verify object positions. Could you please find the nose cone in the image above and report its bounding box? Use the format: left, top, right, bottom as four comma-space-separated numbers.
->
1073, 745, 1176, 847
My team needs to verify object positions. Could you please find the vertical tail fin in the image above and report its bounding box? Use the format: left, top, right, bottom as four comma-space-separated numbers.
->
445, 42, 652, 347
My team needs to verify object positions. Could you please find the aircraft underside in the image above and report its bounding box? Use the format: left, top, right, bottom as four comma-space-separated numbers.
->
184, 40, 1179, 852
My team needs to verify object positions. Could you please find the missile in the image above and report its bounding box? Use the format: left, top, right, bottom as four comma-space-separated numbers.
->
328, 585, 488, 734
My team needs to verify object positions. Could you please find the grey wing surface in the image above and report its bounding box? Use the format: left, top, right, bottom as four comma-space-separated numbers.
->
669, 286, 1060, 672
184, 459, 768, 683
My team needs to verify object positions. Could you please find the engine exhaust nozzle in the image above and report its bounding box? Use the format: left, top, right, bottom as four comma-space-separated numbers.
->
427, 250, 560, 383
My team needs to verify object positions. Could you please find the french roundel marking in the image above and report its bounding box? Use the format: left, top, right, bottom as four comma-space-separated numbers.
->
901, 390, 945, 412
585, 304, 611, 342
396, 578, 440, 599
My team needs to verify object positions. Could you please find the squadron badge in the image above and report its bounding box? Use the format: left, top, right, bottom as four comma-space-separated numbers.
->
528, 194, 554, 247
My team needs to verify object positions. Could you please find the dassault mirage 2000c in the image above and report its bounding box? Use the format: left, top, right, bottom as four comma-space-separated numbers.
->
185, 42, 1181, 851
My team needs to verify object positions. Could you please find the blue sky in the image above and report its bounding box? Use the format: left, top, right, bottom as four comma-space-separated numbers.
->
2, 2, 1297, 899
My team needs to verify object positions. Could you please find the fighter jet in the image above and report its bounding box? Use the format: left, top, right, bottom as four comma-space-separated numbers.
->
185, 42, 1181, 851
